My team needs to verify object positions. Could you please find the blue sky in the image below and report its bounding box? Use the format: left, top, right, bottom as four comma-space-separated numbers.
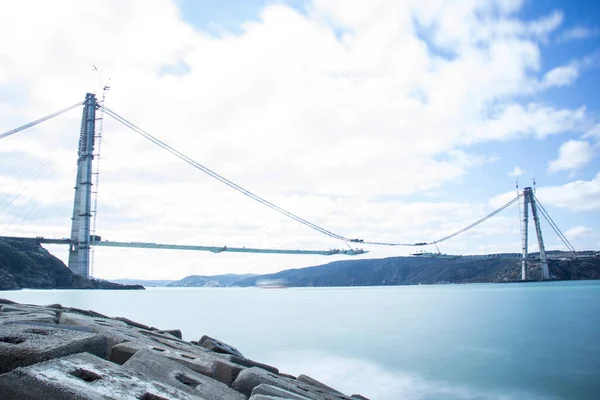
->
175, 0, 600, 249
179, 0, 600, 201
0, 0, 598, 279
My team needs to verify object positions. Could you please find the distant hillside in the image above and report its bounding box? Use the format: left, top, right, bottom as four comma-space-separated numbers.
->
234, 255, 600, 287
0, 238, 144, 291
112, 279, 175, 287
168, 273, 258, 287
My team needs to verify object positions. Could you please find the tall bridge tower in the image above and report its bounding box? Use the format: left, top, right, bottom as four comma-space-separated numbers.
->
67, 93, 97, 278
520, 187, 550, 280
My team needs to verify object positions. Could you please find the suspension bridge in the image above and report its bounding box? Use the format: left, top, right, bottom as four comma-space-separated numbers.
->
0, 93, 578, 280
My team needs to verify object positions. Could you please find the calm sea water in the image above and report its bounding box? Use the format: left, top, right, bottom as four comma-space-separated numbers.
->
1, 281, 599, 400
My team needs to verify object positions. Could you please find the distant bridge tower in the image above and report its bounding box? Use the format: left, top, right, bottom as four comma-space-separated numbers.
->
68, 93, 97, 278
520, 187, 550, 280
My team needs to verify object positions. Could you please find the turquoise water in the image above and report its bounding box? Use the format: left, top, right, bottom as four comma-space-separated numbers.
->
2, 281, 599, 399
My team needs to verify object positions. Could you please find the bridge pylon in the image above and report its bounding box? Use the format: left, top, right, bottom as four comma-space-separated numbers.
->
67, 93, 97, 278
520, 187, 550, 280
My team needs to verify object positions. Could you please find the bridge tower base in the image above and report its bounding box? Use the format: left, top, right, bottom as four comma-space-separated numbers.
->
67, 93, 96, 278
520, 187, 550, 280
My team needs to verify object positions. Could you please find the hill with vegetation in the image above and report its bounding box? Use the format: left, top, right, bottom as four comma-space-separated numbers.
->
168, 274, 258, 287
233, 254, 600, 287
0, 238, 144, 291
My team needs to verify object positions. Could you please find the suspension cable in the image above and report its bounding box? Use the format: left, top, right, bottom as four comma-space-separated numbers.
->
533, 195, 577, 256
1, 134, 78, 234
360, 193, 523, 246
102, 106, 350, 242
432, 194, 522, 244
0, 101, 84, 140
101, 105, 524, 248
537, 205, 575, 254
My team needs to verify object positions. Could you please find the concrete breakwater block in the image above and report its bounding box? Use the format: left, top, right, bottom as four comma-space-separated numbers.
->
190, 337, 278, 375
109, 337, 280, 385
0, 352, 203, 400
59, 312, 130, 329
0, 304, 54, 314
0, 322, 109, 373
251, 383, 313, 399
106, 330, 220, 361
232, 367, 355, 400
297, 374, 343, 394
0, 304, 59, 325
199, 334, 245, 358
115, 316, 155, 330
110, 341, 244, 386
218, 353, 280, 375
123, 349, 246, 400
59, 311, 158, 354
137, 327, 192, 346
65, 307, 111, 319
0, 301, 369, 400
110, 341, 216, 372
156, 328, 183, 339
0, 311, 58, 325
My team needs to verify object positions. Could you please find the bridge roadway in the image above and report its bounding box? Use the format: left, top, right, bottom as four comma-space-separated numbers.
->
0, 236, 366, 256
411, 252, 576, 260
2, 236, 577, 260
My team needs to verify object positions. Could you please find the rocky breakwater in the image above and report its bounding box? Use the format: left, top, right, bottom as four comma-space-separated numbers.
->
0, 299, 369, 400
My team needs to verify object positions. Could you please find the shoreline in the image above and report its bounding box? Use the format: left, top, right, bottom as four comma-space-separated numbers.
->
4, 277, 600, 293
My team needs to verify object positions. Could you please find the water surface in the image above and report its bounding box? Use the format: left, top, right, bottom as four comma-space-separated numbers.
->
2, 281, 599, 399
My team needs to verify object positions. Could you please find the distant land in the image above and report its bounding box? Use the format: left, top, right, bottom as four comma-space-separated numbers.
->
1, 237, 598, 290
234, 254, 600, 287
0, 238, 144, 291
171, 253, 600, 288
168, 274, 258, 287
111, 279, 175, 287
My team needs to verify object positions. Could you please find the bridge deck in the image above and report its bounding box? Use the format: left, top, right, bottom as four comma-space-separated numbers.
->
0, 236, 366, 256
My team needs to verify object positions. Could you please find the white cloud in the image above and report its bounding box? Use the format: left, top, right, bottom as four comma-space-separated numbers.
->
496, 0, 525, 15
584, 123, 600, 139
548, 140, 594, 172
542, 64, 579, 87
508, 166, 524, 177
492, 173, 600, 212
564, 226, 594, 240
0, 0, 596, 278
539, 50, 600, 90
526, 10, 564, 39
469, 103, 585, 143
558, 26, 600, 42
537, 173, 600, 211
